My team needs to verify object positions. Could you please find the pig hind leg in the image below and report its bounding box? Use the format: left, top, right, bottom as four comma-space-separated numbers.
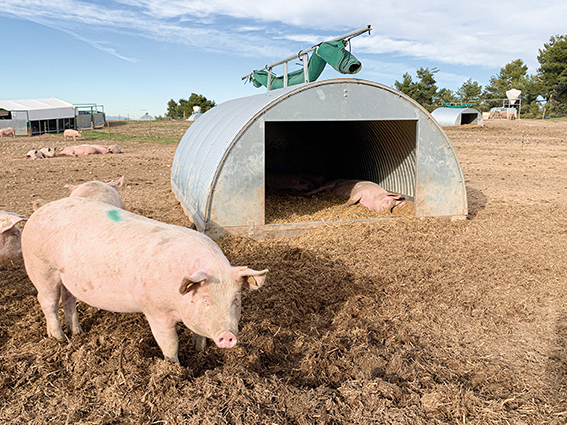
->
61, 286, 82, 335
34, 275, 67, 341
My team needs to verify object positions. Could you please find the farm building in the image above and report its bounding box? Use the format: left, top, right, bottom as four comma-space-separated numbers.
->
0, 98, 105, 136
172, 78, 468, 240
431, 106, 483, 126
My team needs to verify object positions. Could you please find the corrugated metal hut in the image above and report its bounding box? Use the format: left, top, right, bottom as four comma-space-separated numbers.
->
171, 78, 468, 239
431, 106, 483, 126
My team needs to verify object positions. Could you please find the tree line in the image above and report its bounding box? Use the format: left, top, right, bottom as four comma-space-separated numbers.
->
394, 34, 567, 117
164, 93, 216, 120
163, 34, 567, 120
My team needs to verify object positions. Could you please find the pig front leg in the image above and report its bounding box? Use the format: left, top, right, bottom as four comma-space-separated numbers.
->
61, 286, 82, 335
192, 333, 207, 353
145, 315, 180, 363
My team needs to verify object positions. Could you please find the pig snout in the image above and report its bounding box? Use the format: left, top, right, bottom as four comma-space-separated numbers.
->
215, 331, 237, 348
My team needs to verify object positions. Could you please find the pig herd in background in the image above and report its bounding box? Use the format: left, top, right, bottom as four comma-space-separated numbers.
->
26, 144, 122, 159
3, 176, 268, 363
0, 127, 122, 158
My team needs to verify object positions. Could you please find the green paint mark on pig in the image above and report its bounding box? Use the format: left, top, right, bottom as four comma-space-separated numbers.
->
107, 209, 122, 222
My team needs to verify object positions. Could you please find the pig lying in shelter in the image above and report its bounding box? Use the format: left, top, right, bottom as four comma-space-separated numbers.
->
308, 179, 405, 212
22, 197, 268, 363
1, 211, 26, 265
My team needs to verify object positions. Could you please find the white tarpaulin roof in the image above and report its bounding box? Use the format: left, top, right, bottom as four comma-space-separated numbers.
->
0, 98, 76, 121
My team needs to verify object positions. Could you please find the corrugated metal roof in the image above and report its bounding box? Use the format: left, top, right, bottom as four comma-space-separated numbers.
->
171, 86, 298, 229
172, 78, 468, 238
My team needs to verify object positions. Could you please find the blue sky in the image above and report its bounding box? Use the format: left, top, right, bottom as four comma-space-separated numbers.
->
1, 0, 566, 118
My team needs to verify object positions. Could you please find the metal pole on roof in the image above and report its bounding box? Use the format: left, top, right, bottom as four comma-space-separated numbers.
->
242, 24, 372, 81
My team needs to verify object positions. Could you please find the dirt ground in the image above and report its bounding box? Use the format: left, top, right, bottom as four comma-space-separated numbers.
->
1, 118, 567, 424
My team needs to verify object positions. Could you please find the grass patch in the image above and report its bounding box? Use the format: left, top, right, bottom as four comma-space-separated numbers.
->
81, 131, 180, 144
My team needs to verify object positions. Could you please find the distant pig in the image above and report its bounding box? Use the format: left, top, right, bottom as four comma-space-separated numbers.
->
59, 145, 101, 156
63, 129, 82, 142
40, 147, 57, 158
0, 127, 15, 137
308, 179, 405, 212
1, 211, 26, 264
91, 145, 111, 154
21, 197, 268, 363
26, 150, 45, 159
265, 170, 313, 191
66, 176, 125, 209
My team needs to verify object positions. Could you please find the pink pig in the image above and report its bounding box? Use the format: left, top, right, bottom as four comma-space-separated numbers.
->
66, 176, 125, 209
59, 145, 101, 156
0, 127, 15, 137
21, 197, 268, 363
308, 179, 405, 212
26, 150, 45, 159
1, 211, 26, 264
40, 147, 57, 158
63, 129, 82, 142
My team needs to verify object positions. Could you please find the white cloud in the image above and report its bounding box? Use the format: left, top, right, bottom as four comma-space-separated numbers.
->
1, 0, 566, 71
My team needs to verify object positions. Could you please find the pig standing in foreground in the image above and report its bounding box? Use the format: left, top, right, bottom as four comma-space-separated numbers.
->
66, 176, 125, 209
308, 179, 405, 212
22, 197, 268, 363
1, 211, 26, 264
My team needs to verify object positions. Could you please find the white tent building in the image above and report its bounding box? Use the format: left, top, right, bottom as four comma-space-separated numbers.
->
0, 98, 77, 136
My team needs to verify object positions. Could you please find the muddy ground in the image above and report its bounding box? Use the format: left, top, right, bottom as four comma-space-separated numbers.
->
1, 118, 567, 424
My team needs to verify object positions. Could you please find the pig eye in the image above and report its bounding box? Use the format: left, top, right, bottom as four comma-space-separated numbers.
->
202, 297, 210, 306
234, 295, 241, 304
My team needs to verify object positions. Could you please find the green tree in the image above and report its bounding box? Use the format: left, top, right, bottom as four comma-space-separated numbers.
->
537, 34, 567, 116
394, 67, 439, 111
166, 93, 216, 119
483, 59, 529, 100
456, 79, 482, 104
434, 87, 458, 106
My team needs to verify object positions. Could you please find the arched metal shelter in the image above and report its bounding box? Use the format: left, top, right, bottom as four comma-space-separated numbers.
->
431, 107, 483, 126
171, 78, 467, 239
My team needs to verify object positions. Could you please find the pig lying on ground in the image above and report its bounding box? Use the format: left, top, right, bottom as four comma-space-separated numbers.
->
26, 150, 45, 159
59, 145, 101, 156
1, 211, 26, 264
265, 171, 326, 192
22, 197, 268, 363
58, 144, 123, 156
40, 147, 57, 158
308, 179, 405, 212
0, 127, 15, 137
66, 176, 125, 209
266, 171, 312, 191
63, 129, 82, 142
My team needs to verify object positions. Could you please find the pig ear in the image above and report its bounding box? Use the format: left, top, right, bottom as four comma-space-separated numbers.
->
179, 271, 208, 295
65, 184, 77, 192
109, 176, 124, 190
0, 215, 26, 232
236, 267, 269, 290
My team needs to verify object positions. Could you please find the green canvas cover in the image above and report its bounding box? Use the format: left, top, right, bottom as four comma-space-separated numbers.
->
249, 40, 362, 89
